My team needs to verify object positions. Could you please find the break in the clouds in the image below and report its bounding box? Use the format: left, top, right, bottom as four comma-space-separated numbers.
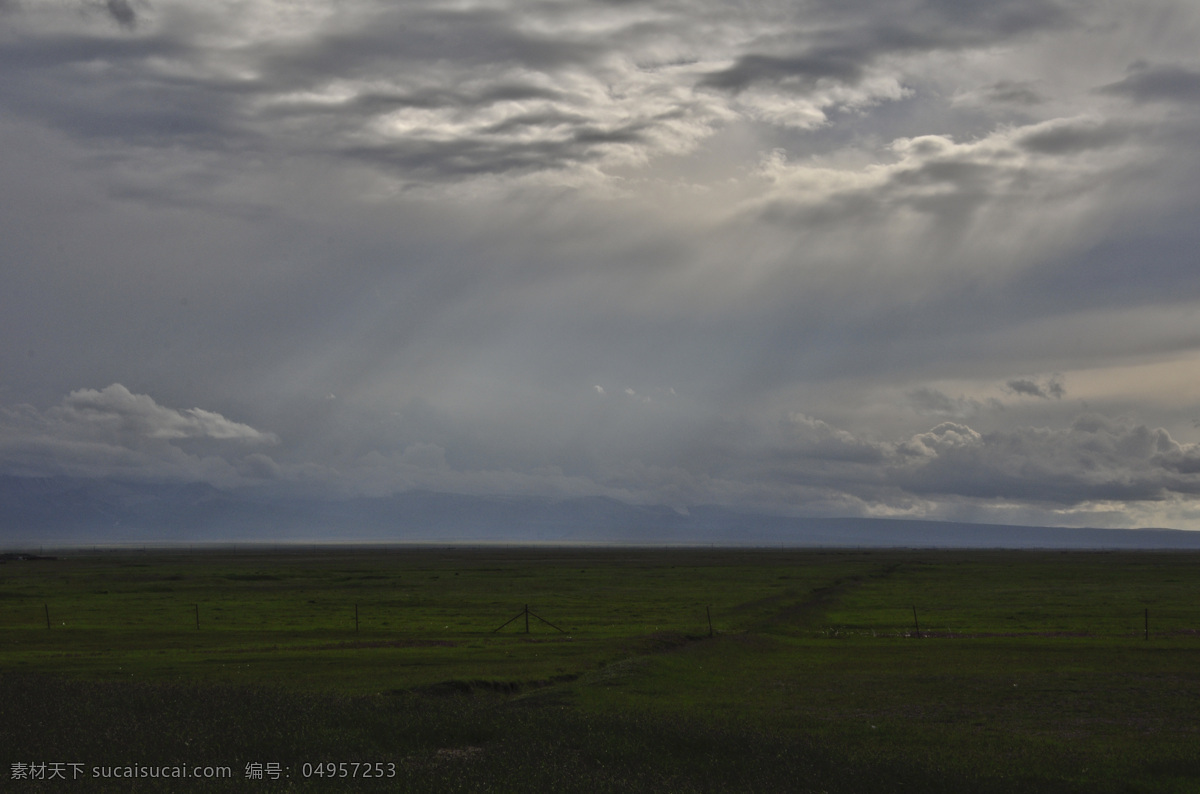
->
2, 0, 1200, 532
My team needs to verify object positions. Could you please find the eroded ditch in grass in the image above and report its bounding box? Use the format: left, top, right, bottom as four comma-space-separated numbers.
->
731, 562, 903, 634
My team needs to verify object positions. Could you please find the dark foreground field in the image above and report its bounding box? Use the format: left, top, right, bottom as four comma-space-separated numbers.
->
2, 547, 1199, 792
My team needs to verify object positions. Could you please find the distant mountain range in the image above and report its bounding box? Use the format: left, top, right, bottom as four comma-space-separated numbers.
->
2, 475, 1199, 549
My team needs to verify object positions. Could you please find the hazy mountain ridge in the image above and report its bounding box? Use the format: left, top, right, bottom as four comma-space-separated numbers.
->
2, 476, 1199, 549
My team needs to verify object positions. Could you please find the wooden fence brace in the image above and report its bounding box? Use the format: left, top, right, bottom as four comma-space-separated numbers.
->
491, 605, 567, 634
492, 608, 526, 633
527, 607, 567, 634
912, 605, 921, 639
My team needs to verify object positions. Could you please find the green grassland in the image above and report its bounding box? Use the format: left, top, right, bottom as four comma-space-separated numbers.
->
2, 547, 1199, 792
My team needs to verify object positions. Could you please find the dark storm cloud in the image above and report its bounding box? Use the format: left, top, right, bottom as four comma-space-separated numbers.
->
268, 84, 567, 118
0, 31, 180, 72
0, 0, 1087, 186
1099, 62, 1200, 104
0, 3, 627, 178
104, 0, 137, 30
903, 0, 1070, 36
1005, 376, 1064, 399
700, 53, 865, 94
906, 388, 987, 418
342, 119, 651, 178
0, 32, 253, 151
258, 6, 602, 84
1158, 448, 1200, 475
982, 80, 1045, 106
700, 0, 1070, 95
1016, 121, 1129, 155
10, 79, 244, 148
1036, 212, 1200, 310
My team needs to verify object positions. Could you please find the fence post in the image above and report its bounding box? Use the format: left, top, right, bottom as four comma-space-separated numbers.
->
195, 603, 200, 630
524, 604, 529, 634
45, 603, 51, 630
912, 606, 921, 639
1144, 608, 1148, 641
707, 605, 713, 638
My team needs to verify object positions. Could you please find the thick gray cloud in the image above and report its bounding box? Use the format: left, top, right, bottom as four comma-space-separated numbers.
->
980, 80, 1046, 106
892, 417, 1200, 505
700, 53, 867, 94
104, 0, 137, 30
1005, 376, 1064, 399
2, 0, 1200, 531
1016, 120, 1129, 155
1098, 62, 1200, 104
699, 0, 1070, 93
906, 388, 994, 419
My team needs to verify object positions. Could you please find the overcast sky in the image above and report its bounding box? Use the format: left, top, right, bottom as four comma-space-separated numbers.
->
3, 0, 1200, 530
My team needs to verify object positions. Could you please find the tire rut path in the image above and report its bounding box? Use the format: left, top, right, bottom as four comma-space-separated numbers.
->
738, 563, 901, 632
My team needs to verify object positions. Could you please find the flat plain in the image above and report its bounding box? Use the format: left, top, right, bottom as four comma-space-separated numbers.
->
2, 547, 1198, 792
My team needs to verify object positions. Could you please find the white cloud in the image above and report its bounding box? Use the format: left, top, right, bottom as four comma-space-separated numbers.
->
0, 385, 277, 483
891, 416, 1200, 505
747, 119, 1145, 276
783, 412, 888, 463
48, 384, 278, 444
